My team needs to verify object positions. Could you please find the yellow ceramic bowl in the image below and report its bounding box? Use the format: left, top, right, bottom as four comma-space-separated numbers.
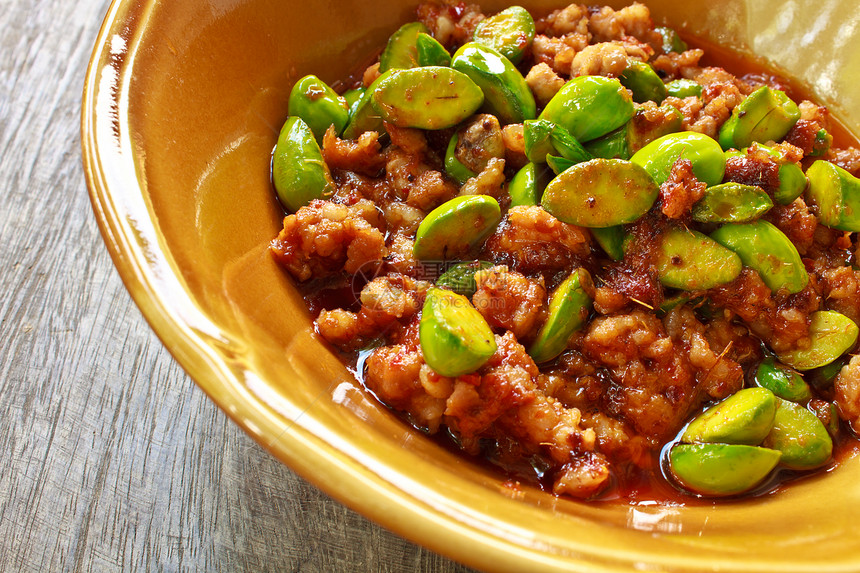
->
82, 0, 860, 570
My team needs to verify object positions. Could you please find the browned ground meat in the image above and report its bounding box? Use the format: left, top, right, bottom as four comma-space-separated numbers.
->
632, 101, 684, 140
317, 274, 430, 350
827, 147, 860, 177
588, 2, 661, 46
383, 201, 424, 235
818, 266, 860, 324
723, 145, 781, 194
651, 49, 704, 80
365, 323, 606, 497
525, 62, 566, 107
603, 213, 666, 307
384, 127, 458, 211
690, 79, 744, 137
835, 355, 860, 433
708, 269, 821, 353
472, 265, 546, 339
539, 3, 590, 37
384, 234, 423, 277
786, 100, 831, 156
416, 1, 485, 48
448, 331, 606, 498
455, 114, 505, 173
364, 319, 448, 431
322, 127, 386, 176
592, 285, 630, 315
764, 198, 818, 255
501, 123, 528, 168
531, 34, 583, 76
272, 199, 387, 281
481, 206, 592, 276
459, 157, 506, 198
569, 41, 628, 78
659, 158, 706, 220
577, 312, 680, 441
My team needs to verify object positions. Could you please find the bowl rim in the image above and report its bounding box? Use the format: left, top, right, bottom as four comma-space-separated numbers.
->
81, 1, 860, 571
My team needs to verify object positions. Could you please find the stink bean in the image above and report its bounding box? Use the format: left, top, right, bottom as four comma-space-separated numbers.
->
451, 43, 536, 124
528, 268, 593, 363
540, 158, 658, 227
718, 86, 800, 150
539, 76, 634, 143
413, 195, 501, 260
710, 220, 808, 294
287, 75, 349, 143
420, 287, 497, 377
669, 443, 781, 496
371, 67, 485, 130
272, 116, 333, 212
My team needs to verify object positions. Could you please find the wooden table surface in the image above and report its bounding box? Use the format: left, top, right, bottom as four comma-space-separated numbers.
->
0, 1, 475, 570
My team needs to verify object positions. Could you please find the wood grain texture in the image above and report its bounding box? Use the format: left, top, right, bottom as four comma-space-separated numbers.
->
0, 0, 475, 570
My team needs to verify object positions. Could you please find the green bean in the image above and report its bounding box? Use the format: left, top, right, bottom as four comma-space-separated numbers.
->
754, 358, 813, 403
541, 158, 658, 227
472, 6, 535, 65
508, 162, 550, 207
586, 105, 683, 160
544, 155, 571, 175
665, 79, 702, 99
619, 60, 667, 104
718, 86, 800, 150
691, 182, 773, 223
523, 119, 556, 164
413, 195, 501, 260
807, 355, 850, 391
655, 227, 742, 290
444, 133, 477, 184
528, 268, 593, 363
590, 226, 625, 261
539, 76, 634, 142
272, 116, 333, 212
630, 131, 726, 186
762, 399, 833, 469
416, 32, 451, 67
420, 287, 497, 377
342, 87, 365, 115
806, 160, 860, 231
524, 119, 591, 165
379, 21, 429, 72
777, 310, 859, 371
710, 220, 808, 294
342, 73, 388, 139
451, 43, 536, 124
681, 387, 777, 445
655, 26, 687, 53
669, 443, 781, 496
288, 75, 350, 143
371, 67, 485, 130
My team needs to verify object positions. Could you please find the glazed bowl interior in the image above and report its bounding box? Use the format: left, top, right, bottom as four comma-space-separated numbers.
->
83, 0, 860, 570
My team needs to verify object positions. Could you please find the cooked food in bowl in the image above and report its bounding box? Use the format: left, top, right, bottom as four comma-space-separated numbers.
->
268, 0, 860, 501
